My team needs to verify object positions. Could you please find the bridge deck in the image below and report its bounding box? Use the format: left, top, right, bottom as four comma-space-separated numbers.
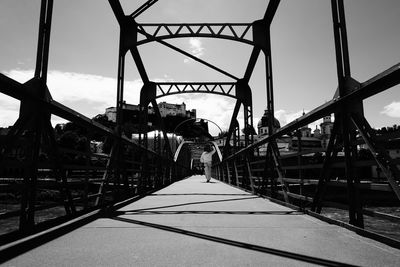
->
4, 175, 400, 266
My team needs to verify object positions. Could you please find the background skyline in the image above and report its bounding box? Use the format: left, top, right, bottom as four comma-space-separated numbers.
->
1, 0, 399, 136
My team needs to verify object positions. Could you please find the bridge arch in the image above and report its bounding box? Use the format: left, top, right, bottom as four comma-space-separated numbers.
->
174, 140, 222, 165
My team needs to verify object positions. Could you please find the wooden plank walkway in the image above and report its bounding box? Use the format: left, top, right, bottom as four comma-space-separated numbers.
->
3, 175, 400, 266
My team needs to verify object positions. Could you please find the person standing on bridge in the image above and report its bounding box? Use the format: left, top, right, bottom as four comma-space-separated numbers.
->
200, 144, 216, 182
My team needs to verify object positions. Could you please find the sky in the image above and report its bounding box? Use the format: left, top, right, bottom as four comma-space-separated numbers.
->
0, 0, 399, 136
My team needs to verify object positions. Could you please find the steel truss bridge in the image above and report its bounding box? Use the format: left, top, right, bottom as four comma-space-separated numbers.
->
1, 0, 400, 264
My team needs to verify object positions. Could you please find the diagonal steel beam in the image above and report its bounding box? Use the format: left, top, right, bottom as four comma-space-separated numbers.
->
270, 142, 290, 203
242, 0, 280, 82
0, 73, 117, 139
108, 0, 150, 83
136, 28, 239, 81
129, 47, 150, 84
131, 0, 159, 19
108, 0, 125, 25
351, 114, 400, 200
223, 100, 242, 157
243, 47, 261, 82
263, 0, 281, 24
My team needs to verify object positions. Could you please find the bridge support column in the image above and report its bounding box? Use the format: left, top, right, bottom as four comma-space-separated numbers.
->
0, 0, 76, 232
236, 80, 254, 147
332, 0, 364, 228
224, 102, 241, 157
312, 0, 366, 228
254, 15, 288, 204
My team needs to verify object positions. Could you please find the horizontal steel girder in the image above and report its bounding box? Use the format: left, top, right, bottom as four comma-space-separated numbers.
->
136, 23, 253, 46
155, 82, 236, 99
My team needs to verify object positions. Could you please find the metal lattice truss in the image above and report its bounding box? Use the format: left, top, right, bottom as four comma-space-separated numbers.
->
137, 23, 254, 46
107, 0, 283, 155
155, 83, 237, 99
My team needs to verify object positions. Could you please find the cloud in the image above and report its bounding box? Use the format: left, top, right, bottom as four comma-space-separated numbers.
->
5, 69, 144, 108
275, 109, 304, 127
1, 69, 332, 137
0, 95, 20, 127
189, 38, 205, 57
1, 69, 143, 126
1, 69, 237, 136
381, 101, 400, 118
184, 38, 205, 63
274, 109, 323, 131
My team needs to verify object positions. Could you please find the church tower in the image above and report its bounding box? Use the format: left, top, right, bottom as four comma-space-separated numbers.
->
257, 109, 281, 137
320, 114, 334, 149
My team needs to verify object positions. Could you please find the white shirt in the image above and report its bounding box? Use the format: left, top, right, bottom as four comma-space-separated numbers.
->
200, 148, 216, 163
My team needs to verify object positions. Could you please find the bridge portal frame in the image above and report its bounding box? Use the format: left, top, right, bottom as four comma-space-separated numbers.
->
107, 0, 287, 158
0, 0, 399, 248
107, 0, 400, 230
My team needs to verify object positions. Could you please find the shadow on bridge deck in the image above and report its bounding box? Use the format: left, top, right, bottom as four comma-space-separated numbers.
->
3, 175, 400, 266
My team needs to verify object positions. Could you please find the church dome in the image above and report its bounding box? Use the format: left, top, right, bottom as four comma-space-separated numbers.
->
257, 109, 281, 129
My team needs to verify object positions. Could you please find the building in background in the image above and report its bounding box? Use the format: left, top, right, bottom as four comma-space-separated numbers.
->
105, 101, 196, 123
254, 108, 334, 156
320, 115, 334, 149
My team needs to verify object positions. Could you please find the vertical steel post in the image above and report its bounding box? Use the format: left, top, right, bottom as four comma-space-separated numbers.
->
233, 160, 239, 186
223, 101, 241, 157
265, 144, 278, 199
265, 30, 275, 138
221, 164, 226, 183
19, 0, 54, 233
34, 0, 53, 83
296, 130, 304, 207
116, 47, 126, 129
151, 99, 173, 158
245, 155, 255, 193
113, 28, 128, 200
19, 120, 41, 232
243, 106, 250, 147
331, 0, 363, 227
270, 142, 289, 203
226, 161, 231, 184
312, 122, 339, 212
